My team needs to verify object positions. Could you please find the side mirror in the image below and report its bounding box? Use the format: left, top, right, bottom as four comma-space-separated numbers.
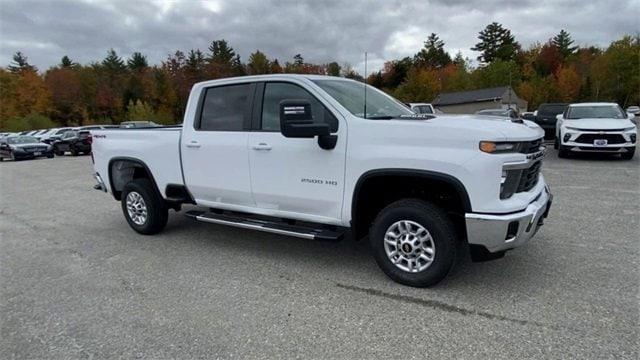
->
628, 113, 635, 120
556, 114, 563, 121
279, 100, 337, 150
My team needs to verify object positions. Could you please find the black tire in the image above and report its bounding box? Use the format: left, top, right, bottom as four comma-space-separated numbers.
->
621, 148, 635, 160
47, 153, 54, 159
558, 144, 570, 158
370, 199, 457, 287
70, 147, 78, 156
554, 136, 559, 150
121, 178, 168, 235
54, 146, 64, 156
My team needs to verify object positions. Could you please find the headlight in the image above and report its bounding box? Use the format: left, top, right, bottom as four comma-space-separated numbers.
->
623, 126, 636, 132
564, 126, 580, 131
479, 141, 521, 154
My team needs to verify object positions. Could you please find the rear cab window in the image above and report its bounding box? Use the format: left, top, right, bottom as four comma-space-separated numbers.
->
198, 83, 253, 131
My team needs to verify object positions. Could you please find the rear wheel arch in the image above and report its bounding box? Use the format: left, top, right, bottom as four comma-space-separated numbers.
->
350, 169, 472, 240
108, 157, 161, 201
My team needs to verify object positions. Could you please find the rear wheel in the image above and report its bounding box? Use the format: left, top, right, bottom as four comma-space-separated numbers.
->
370, 199, 457, 287
70, 147, 78, 156
121, 178, 168, 235
621, 148, 635, 160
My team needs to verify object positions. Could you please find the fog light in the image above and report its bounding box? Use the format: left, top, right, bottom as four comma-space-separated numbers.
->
563, 133, 571, 143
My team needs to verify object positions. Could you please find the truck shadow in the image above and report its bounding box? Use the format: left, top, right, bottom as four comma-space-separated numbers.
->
159, 206, 550, 294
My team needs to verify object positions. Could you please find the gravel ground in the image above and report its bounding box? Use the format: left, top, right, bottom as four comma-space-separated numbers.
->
1, 150, 638, 359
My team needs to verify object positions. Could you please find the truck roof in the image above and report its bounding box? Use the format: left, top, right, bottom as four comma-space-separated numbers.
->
193, 74, 354, 88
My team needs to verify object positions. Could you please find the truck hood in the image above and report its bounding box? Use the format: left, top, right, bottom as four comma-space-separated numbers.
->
562, 118, 635, 130
422, 115, 544, 141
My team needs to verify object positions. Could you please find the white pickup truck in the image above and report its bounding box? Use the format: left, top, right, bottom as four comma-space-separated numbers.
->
91, 74, 552, 287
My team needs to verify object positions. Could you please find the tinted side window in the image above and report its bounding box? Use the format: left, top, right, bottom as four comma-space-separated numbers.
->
199, 84, 252, 131
261, 82, 338, 132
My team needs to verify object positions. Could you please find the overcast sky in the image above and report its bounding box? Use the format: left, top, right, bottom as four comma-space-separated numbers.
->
0, 0, 637, 74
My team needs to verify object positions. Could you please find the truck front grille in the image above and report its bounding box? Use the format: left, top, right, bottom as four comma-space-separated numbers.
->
521, 138, 543, 154
575, 134, 626, 144
517, 161, 542, 192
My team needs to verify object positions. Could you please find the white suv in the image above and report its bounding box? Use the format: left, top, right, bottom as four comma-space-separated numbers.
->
555, 102, 637, 159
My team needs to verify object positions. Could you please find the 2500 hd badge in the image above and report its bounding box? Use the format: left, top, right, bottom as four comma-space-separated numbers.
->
301, 178, 338, 186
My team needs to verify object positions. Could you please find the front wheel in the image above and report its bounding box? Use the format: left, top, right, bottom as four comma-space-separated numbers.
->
558, 144, 570, 158
370, 199, 457, 287
121, 178, 168, 235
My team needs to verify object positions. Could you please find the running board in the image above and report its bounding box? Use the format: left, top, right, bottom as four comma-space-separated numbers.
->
185, 210, 344, 241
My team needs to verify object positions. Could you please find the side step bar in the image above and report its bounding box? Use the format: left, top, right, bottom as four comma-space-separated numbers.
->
185, 210, 344, 241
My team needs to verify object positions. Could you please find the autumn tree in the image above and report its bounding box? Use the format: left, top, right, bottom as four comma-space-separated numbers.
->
270, 59, 283, 73
394, 67, 441, 102
552, 30, 578, 60
472, 22, 520, 63
45, 66, 83, 125
247, 50, 270, 75
556, 65, 581, 102
535, 42, 562, 76
414, 33, 451, 69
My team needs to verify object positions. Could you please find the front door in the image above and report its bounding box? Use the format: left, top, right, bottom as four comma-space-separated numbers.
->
248, 81, 346, 224
181, 82, 256, 208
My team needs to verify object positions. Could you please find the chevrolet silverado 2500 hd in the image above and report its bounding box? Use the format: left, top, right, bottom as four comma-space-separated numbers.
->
91, 74, 552, 287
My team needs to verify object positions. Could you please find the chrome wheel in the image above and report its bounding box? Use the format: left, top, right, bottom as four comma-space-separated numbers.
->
384, 220, 435, 273
126, 191, 147, 225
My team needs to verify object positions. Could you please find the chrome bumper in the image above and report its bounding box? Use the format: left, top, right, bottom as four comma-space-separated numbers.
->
93, 172, 107, 192
465, 187, 552, 253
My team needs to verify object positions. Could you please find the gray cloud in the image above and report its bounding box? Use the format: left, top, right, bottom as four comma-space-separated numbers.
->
0, 0, 637, 74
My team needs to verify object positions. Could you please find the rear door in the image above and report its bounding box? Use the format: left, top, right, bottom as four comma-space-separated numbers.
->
247, 81, 346, 223
181, 82, 257, 208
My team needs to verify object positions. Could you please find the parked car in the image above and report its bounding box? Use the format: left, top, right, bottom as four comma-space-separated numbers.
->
626, 106, 640, 115
0, 135, 54, 161
555, 102, 637, 159
534, 103, 567, 138
406, 103, 441, 115
90, 74, 551, 287
475, 108, 520, 121
119, 121, 160, 128
43, 127, 73, 144
52, 130, 92, 156
521, 112, 535, 121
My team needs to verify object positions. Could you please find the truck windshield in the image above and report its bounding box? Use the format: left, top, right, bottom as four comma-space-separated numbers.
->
312, 79, 413, 119
567, 105, 626, 119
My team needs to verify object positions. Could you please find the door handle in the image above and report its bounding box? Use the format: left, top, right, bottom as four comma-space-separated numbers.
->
252, 143, 272, 151
185, 140, 201, 148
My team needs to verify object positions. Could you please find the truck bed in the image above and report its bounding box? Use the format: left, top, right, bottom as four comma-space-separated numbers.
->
91, 127, 184, 197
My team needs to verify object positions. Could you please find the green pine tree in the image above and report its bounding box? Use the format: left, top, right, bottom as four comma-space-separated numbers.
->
552, 29, 578, 59
414, 33, 452, 68
471, 22, 520, 63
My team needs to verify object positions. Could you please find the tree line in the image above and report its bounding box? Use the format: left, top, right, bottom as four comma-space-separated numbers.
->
1, 23, 638, 131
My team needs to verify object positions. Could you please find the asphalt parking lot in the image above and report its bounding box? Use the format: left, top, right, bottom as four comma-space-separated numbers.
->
1, 151, 638, 359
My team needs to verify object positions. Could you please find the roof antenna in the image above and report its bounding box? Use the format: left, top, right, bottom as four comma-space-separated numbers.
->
363, 52, 367, 119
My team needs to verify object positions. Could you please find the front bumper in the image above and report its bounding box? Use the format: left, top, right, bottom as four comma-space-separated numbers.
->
465, 186, 552, 253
